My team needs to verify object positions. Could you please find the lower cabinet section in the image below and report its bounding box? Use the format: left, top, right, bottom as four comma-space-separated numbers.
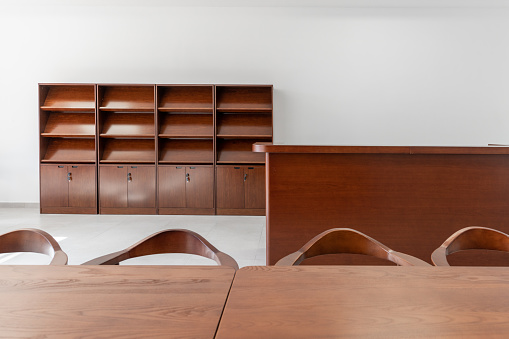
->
99, 165, 156, 214
216, 165, 265, 215
158, 165, 214, 215
40, 164, 97, 214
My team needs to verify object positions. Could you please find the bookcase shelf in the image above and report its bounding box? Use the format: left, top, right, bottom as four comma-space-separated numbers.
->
216, 139, 266, 164
41, 112, 95, 138
41, 138, 96, 163
100, 139, 155, 164
158, 85, 213, 112
159, 113, 213, 138
40, 85, 95, 112
100, 113, 154, 138
99, 85, 154, 112
159, 139, 213, 164
216, 113, 272, 138
216, 86, 272, 113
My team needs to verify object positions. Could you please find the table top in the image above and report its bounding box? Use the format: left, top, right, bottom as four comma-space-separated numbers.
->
0, 265, 235, 338
216, 266, 509, 339
252, 142, 509, 154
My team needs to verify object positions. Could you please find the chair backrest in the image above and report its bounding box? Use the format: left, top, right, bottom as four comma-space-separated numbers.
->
0, 228, 67, 265
82, 229, 239, 269
431, 226, 509, 266
275, 228, 430, 266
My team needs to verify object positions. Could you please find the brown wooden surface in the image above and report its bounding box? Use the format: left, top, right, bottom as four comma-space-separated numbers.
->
258, 147, 509, 265
159, 113, 213, 138
0, 265, 234, 338
158, 166, 186, 208
40, 165, 69, 207
127, 165, 156, 208
217, 266, 509, 339
99, 85, 154, 111
186, 166, 214, 209
216, 208, 265, 216
42, 138, 96, 163
99, 165, 128, 208
216, 86, 272, 112
40, 85, 95, 111
216, 166, 245, 209
217, 139, 266, 164
67, 165, 96, 208
157, 85, 213, 112
100, 113, 154, 137
159, 139, 213, 164
244, 166, 265, 209
159, 207, 215, 215
100, 139, 155, 163
216, 113, 272, 138
41, 113, 95, 137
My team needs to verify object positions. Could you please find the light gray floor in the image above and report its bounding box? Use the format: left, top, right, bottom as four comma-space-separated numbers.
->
0, 208, 266, 267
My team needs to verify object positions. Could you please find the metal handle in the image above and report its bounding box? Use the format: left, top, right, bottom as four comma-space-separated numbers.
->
244, 173, 247, 182
67, 172, 72, 182
128, 173, 132, 182
186, 173, 190, 183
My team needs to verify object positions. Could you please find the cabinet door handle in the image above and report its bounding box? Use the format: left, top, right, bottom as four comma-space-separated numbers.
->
67, 172, 72, 182
244, 173, 247, 182
186, 173, 190, 183
127, 173, 132, 182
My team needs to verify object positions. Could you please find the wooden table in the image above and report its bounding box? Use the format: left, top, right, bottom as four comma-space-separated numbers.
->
0, 265, 234, 338
253, 143, 509, 265
216, 266, 509, 338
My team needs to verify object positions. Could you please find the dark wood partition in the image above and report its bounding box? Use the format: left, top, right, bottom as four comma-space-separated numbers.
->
253, 143, 509, 265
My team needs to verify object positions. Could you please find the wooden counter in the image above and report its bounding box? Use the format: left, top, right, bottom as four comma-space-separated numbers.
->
253, 143, 509, 265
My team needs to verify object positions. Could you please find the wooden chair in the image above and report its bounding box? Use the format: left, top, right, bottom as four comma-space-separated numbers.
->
431, 226, 509, 266
82, 229, 239, 269
275, 228, 430, 266
0, 228, 67, 265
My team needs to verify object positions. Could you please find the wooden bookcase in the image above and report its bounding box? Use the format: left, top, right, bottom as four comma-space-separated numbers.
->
39, 83, 272, 216
39, 84, 97, 214
157, 85, 215, 215
97, 85, 156, 214
215, 85, 272, 215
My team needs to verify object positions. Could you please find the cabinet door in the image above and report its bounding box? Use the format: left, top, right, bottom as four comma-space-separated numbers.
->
128, 165, 156, 208
216, 166, 244, 209
186, 166, 214, 209
40, 165, 68, 207
158, 166, 186, 208
68, 165, 96, 208
100, 165, 128, 208
244, 166, 266, 209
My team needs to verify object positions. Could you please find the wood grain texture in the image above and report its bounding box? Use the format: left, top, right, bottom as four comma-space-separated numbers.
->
157, 85, 213, 112
159, 113, 213, 138
158, 166, 186, 208
263, 150, 509, 265
244, 166, 265, 209
186, 166, 214, 209
100, 113, 155, 137
68, 165, 96, 208
99, 165, 128, 208
41, 112, 95, 137
0, 265, 234, 338
128, 165, 156, 208
99, 85, 154, 111
159, 139, 214, 164
41, 139, 96, 163
216, 113, 272, 138
217, 139, 266, 164
40, 165, 69, 207
40, 85, 95, 111
216, 86, 272, 112
216, 166, 245, 209
216, 266, 509, 339
100, 139, 155, 163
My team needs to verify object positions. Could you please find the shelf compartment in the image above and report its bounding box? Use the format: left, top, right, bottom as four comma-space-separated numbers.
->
159, 139, 213, 164
216, 139, 266, 164
41, 138, 96, 163
100, 139, 155, 163
158, 86, 213, 112
41, 113, 95, 138
159, 113, 213, 138
99, 86, 154, 112
100, 113, 154, 138
217, 113, 272, 138
216, 86, 272, 112
40, 85, 95, 112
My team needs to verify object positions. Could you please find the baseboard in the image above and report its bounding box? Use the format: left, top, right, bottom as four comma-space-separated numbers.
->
0, 202, 40, 208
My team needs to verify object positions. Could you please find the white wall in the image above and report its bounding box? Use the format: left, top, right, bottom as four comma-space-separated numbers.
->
1, 1, 509, 203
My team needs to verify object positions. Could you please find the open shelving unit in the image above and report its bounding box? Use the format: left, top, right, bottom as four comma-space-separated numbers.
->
39, 84, 98, 214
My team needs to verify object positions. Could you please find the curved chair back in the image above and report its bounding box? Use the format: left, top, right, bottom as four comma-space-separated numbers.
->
275, 228, 430, 266
431, 226, 509, 266
83, 229, 238, 269
0, 228, 67, 265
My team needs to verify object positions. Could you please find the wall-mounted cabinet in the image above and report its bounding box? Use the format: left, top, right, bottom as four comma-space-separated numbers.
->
39, 84, 97, 214
39, 83, 271, 216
